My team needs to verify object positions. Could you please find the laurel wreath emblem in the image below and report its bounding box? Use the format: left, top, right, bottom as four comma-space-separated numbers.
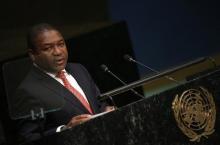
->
172, 87, 216, 142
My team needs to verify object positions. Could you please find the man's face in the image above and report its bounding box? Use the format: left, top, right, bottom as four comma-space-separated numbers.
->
30, 30, 68, 74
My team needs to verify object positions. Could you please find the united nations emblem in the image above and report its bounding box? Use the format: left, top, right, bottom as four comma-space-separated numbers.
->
172, 87, 216, 142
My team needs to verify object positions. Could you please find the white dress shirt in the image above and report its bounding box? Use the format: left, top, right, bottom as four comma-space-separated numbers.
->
46, 70, 89, 103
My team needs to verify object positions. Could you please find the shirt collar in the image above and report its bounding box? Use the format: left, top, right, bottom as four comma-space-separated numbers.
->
33, 63, 67, 78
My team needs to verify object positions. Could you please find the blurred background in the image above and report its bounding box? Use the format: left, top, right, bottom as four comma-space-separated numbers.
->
0, 0, 219, 64
0, 0, 219, 95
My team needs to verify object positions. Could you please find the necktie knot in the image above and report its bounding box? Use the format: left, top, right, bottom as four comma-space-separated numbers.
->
56, 70, 71, 89
56, 71, 65, 79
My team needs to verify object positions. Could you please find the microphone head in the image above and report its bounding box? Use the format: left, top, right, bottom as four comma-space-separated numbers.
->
207, 57, 217, 67
100, 64, 109, 72
123, 54, 133, 62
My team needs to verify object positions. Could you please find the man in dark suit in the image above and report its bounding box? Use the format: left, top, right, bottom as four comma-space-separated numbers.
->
12, 23, 114, 142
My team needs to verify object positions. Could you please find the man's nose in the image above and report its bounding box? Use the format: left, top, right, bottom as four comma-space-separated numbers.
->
53, 46, 62, 55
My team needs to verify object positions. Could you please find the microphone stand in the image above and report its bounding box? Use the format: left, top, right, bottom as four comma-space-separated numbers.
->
124, 54, 181, 85
99, 57, 207, 100
100, 64, 145, 99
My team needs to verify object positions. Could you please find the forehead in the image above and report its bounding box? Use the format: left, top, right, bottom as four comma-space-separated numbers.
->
35, 30, 64, 45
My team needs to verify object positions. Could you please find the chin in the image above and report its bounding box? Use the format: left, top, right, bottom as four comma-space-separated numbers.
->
57, 65, 66, 71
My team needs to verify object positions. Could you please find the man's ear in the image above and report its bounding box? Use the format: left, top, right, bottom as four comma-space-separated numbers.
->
28, 49, 36, 62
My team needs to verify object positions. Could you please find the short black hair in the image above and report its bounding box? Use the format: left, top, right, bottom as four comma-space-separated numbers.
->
27, 23, 60, 51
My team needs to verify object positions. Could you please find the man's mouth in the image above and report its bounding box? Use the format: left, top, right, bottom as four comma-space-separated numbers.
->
55, 58, 65, 65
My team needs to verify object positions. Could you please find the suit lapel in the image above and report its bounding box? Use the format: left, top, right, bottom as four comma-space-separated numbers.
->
66, 64, 96, 113
31, 65, 90, 114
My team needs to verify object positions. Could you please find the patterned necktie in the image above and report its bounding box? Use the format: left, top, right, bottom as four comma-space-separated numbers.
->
57, 71, 93, 114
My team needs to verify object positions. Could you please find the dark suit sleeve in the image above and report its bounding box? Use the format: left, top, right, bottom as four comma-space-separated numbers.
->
14, 88, 57, 143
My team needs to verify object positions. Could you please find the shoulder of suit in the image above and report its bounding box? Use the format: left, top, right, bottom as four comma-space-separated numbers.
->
66, 63, 86, 70
66, 63, 90, 76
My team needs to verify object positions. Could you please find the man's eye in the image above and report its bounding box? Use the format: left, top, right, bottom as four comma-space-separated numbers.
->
41, 47, 51, 51
58, 43, 64, 47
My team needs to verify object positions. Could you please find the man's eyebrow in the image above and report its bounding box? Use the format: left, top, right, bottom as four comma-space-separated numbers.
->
58, 39, 65, 42
43, 39, 64, 45
43, 43, 53, 46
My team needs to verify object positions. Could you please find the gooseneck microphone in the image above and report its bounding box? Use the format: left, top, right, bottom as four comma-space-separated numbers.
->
123, 54, 181, 85
100, 64, 144, 98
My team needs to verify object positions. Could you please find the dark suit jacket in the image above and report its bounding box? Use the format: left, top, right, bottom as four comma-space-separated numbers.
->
13, 63, 104, 142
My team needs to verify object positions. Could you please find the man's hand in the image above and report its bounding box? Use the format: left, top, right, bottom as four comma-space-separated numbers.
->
67, 114, 92, 128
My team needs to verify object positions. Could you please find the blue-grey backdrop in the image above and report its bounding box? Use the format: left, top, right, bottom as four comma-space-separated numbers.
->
108, 0, 220, 76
